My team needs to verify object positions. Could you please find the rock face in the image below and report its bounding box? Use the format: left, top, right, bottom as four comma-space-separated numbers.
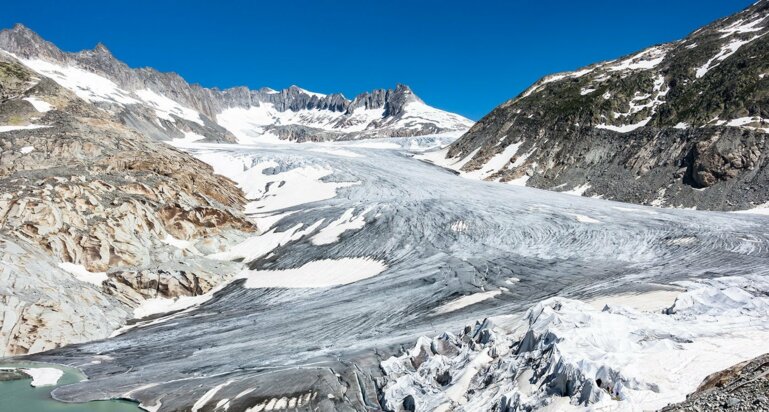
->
445, 1, 769, 210
0, 24, 473, 144
0, 52, 256, 355
0, 235, 129, 356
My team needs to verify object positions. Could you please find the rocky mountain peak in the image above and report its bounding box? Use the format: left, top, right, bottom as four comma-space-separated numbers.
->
0, 23, 64, 61
394, 83, 415, 96
92, 42, 112, 56
73, 41, 124, 72
383, 83, 421, 117
10, 23, 34, 36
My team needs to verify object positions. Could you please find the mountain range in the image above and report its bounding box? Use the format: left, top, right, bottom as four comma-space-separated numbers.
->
0, 24, 473, 144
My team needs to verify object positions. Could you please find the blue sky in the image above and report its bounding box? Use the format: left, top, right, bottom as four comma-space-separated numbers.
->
0, 0, 756, 120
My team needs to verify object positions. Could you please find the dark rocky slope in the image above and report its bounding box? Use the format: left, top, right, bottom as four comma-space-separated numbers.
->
447, 0, 769, 210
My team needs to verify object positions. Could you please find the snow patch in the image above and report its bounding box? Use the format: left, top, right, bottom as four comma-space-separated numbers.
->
192, 380, 234, 412
733, 202, 769, 215
595, 117, 651, 133
208, 221, 324, 263
719, 16, 766, 38
57, 262, 108, 286
563, 183, 591, 196
134, 89, 204, 125
696, 34, 764, 78
194, 152, 358, 214
415, 146, 482, 178
522, 68, 595, 98
133, 291, 218, 320
434, 291, 502, 314
573, 214, 601, 224
311, 208, 368, 245
161, 235, 200, 254
607, 46, 668, 72
464, 142, 523, 180
294, 86, 326, 98
23, 96, 53, 112
506, 174, 530, 186
239, 258, 387, 289
0, 124, 50, 133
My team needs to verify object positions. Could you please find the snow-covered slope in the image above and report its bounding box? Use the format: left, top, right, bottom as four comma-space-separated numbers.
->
0, 25, 473, 143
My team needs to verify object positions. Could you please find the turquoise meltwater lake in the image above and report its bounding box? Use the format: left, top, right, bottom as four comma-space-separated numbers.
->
0, 361, 141, 412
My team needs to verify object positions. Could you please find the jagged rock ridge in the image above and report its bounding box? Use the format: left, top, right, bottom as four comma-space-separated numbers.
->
0, 24, 473, 143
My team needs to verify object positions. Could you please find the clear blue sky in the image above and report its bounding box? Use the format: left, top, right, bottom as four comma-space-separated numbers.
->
0, 0, 756, 120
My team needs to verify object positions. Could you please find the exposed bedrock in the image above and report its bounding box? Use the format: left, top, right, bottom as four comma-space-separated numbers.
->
0, 54, 256, 356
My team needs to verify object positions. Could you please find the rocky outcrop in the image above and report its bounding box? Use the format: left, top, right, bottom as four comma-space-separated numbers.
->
0, 52, 256, 355
0, 235, 129, 357
0, 25, 473, 143
445, 1, 769, 210
103, 257, 241, 308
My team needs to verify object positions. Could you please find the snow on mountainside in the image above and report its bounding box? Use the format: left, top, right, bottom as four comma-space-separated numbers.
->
216, 84, 472, 143
0, 24, 473, 144
440, 0, 769, 211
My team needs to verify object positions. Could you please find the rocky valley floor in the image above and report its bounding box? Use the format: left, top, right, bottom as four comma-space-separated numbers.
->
3, 137, 768, 411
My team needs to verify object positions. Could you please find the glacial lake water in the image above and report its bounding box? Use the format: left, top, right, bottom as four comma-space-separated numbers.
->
0, 361, 141, 412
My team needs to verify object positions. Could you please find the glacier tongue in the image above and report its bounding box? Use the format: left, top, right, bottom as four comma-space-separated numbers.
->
380, 275, 769, 412
14, 137, 769, 411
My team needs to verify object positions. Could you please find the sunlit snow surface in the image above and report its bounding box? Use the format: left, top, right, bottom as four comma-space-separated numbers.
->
23, 138, 769, 411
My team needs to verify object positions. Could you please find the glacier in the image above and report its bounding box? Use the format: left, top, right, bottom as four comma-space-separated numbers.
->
12, 137, 769, 411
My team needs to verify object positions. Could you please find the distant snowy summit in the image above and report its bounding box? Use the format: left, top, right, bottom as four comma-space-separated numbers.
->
0, 24, 473, 144
442, 0, 769, 211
